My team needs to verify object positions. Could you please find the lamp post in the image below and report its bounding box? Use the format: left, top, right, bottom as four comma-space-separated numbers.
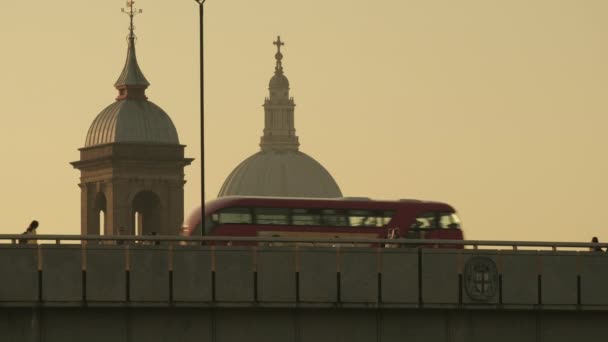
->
194, 0, 206, 235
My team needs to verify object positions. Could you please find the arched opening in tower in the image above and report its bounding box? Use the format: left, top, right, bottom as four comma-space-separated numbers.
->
94, 192, 107, 235
132, 191, 161, 236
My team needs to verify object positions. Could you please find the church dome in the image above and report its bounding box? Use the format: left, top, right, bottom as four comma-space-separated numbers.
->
83, 15, 179, 148
218, 150, 342, 198
85, 100, 179, 146
218, 36, 342, 199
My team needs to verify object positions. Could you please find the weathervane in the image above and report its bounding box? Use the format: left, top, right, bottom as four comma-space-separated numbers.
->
121, 0, 143, 39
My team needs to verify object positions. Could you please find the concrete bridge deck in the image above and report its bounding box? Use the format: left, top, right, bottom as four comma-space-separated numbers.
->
0, 235, 607, 341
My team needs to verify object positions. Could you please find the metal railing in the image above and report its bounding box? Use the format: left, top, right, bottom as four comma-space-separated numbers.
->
0, 234, 606, 251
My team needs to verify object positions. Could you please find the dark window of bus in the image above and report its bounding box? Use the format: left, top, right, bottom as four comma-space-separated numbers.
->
214, 207, 252, 225
439, 212, 461, 229
254, 208, 290, 225
321, 209, 348, 226
410, 212, 438, 229
292, 208, 321, 226
348, 210, 381, 227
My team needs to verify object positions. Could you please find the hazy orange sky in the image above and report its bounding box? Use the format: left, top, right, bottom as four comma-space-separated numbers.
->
1, 0, 607, 242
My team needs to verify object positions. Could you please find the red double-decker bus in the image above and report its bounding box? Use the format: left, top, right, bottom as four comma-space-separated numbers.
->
182, 196, 463, 243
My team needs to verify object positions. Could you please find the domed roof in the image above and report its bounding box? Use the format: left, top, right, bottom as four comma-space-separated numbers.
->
269, 73, 289, 88
85, 100, 179, 147
218, 150, 342, 198
84, 15, 179, 148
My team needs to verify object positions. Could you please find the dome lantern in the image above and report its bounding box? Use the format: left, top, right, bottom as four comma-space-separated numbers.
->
260, 36, 299, 152
269, 36, 290, 91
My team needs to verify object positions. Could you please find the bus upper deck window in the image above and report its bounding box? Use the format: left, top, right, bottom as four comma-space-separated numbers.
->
292, 208, 321, 226
254, 208, 289, 225
218, 207, 252, 224
321, 209, 348, 226
439, 212, 461, 229
348, 210, 381, 227
410, 212, 438, 229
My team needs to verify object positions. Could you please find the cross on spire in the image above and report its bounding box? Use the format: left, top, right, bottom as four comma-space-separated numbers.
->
273, 36, 285, 54
122, 0, 143, 39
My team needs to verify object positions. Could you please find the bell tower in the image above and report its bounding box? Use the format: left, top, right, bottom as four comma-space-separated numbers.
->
71, 1, 193, 236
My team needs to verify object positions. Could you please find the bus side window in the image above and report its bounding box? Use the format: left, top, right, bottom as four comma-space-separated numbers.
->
254, 208, 290, 225
321, 209, 348, 226
439, 212, 461, 229
348, 210, 378, 227
217, 207, 252, 224
292, 208, 321, 226
410, 212, 437, 229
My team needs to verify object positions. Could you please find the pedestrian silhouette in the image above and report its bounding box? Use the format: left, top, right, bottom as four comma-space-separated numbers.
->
590, 236, 603, 252
19, 220, 39, 245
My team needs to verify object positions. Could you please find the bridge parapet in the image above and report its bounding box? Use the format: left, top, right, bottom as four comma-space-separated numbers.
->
1, 235, 607, 310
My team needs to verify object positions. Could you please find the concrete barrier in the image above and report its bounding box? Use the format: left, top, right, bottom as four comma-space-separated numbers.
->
421, 249, 460, 304
298, 248, 337, 303
540, 252, 578, 305
214, 247, 254, 302
340, 248, 378, 303
0, 245, 38, 302
129, 246, 169, 302
86, 245, 126, 302
580, 253, 608, 305
380, 248, 418, 304
257, 247, 296, 303
172, 247, 212, 302
0, 243, 607, 311
41, 245, 82, 302
500, 251, 538, 305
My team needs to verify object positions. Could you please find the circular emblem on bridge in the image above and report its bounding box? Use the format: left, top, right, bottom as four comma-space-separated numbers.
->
464, 257, 498, 302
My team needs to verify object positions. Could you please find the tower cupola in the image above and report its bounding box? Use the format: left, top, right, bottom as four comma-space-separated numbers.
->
72, 1, 192, 237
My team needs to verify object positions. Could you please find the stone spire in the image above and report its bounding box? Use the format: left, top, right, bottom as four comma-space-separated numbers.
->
114, 0, 149, 101
260, 36, 300, 151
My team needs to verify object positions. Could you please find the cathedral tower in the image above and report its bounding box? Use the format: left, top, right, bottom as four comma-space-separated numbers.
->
260, 37, 299, 151
72, 2, 192, 236
218, 37, 341, 198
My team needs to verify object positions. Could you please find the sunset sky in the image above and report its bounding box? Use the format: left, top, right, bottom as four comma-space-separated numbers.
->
1, 0, 607, 242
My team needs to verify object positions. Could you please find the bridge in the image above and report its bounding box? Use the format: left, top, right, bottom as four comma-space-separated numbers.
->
1, 235, 607, 341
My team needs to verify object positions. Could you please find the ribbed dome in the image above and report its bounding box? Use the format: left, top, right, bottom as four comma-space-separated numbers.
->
218, 150, 342, 198
85, 100, 179, 147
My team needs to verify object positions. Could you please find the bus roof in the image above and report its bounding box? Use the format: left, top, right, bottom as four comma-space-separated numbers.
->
202, 196, 454, 216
